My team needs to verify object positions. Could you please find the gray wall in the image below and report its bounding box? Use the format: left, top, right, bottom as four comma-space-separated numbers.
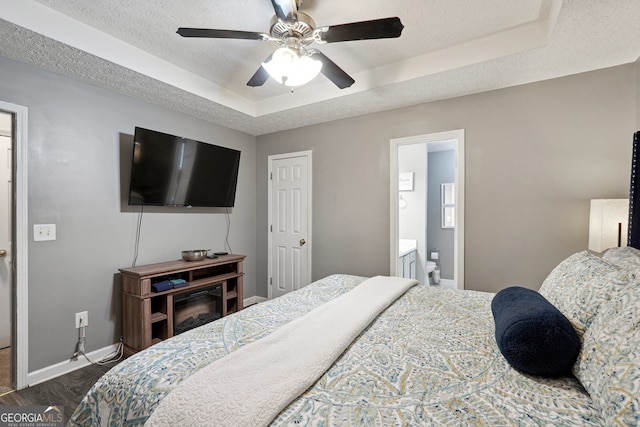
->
256, 63, 637, 296
637, 58, 640, 128
0, 56, 257, 372
1, 54, 637, 373
427, 150, 455, 280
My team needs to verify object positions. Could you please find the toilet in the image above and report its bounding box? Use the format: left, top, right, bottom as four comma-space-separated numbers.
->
426, 261, 439, 285
425, 261, 436, 274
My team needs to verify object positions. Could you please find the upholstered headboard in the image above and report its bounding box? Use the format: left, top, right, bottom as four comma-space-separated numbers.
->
628, 132, 640, 249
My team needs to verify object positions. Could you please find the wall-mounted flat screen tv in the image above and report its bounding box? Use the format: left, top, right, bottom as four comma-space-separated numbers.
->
128, 127, 241, 207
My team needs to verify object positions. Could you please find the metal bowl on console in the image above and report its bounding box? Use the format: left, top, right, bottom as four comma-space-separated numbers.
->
181, 249, 209, 262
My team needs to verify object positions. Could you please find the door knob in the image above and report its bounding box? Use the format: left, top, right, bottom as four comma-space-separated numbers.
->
0, 249, 6, 257
299, 239, 306, 246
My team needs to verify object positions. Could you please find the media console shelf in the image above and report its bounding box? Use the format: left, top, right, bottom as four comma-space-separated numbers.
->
119, 254, 245, 356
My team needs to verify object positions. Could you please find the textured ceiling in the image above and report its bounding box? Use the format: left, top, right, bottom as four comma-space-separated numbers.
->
1, 0, 640, 135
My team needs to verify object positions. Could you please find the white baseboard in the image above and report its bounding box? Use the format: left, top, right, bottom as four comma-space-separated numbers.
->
27, 343, 120, 387
439, 279, 457, 289
244, 295, 268, 306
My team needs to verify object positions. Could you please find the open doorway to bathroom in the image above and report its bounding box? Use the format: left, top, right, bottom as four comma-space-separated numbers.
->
390, 130, 465, 289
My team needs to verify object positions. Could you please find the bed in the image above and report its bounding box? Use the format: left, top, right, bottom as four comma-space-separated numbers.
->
68, 133, 640, 426
68, 264, 639, 426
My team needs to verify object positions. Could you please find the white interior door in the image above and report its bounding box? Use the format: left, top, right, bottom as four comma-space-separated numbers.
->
269, 152, 312, 299
0, 130, 11, 349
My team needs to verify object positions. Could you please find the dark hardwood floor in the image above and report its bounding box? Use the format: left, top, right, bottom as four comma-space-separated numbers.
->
0, 362, 112, 425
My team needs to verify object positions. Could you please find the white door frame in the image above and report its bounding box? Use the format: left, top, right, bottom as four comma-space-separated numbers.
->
390, 129, 465, 289
267, 150, 312, 299
0, 100, 28, 390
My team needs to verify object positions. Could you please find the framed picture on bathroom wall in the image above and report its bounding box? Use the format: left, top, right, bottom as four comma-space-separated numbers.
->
399, 172, 414, 191
441, 183, 455, 228
442, 206, 455, 228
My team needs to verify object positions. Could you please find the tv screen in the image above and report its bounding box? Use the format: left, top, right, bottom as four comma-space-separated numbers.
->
128, 127, 241, 207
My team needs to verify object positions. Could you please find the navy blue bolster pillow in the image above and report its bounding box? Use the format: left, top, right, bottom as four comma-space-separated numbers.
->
491, 286, 580, 377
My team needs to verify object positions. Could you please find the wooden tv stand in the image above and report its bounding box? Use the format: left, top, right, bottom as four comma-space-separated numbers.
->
119, 254, 245, 356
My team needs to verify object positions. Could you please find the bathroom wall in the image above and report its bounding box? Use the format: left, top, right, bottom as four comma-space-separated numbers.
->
427, 150, 455, 280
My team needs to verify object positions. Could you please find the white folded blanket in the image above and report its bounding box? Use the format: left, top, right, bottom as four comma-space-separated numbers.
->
145, 275, 417, 427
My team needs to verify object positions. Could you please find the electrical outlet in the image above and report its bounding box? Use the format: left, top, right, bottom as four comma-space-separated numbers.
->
34, 224, 56, 241
75, 311, 88, 328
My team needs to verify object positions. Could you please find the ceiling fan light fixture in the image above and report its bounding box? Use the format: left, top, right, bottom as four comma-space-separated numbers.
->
266, 47, 298, 79
263, 47, 322, 87
180, 6, 404, 90
284, 54, 322, 86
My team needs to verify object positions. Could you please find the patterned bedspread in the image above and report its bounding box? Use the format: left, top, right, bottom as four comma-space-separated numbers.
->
68, 274, 603, 426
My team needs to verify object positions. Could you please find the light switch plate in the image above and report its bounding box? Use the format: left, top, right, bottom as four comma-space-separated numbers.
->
34, 224, 56, 241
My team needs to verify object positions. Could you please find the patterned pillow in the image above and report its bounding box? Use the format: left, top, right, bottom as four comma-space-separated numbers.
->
573, 284, 640, 424
602, 246, 640, 271
538, 251, 633, 336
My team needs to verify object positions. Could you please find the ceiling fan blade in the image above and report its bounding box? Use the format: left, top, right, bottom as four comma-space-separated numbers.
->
247, 55, 273, 87
177, 28, 268, 41
318, 17, 404, 43
247, 66, 270, 87
310, 51, 355, 89
270, 0, 298, 22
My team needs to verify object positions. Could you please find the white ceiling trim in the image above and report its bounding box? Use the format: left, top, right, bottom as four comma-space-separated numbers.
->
2, 0, 639, 136
2, 0, 256, 116
254, 0, 561, 116
5, 0, 560, 120
393, 0, 561, 83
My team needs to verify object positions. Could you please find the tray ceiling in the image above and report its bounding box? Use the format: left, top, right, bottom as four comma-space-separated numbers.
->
1, 0, 639, 135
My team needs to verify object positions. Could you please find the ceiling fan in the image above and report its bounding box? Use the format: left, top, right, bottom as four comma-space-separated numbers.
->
177, 0, 404, 89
